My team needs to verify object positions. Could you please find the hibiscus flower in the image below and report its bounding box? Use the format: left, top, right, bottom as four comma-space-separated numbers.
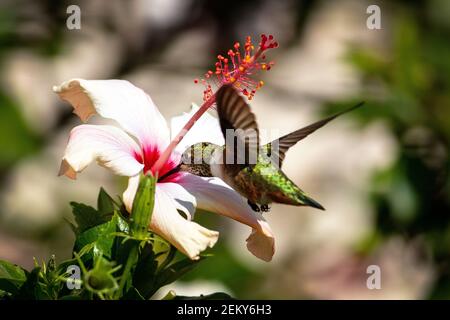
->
54, 79, 275, 261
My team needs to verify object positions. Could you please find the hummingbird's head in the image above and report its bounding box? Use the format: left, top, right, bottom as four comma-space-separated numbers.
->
181, 142, 221, 167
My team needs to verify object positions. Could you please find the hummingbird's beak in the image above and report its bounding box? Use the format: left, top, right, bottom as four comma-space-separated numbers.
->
303, 196, 325, 211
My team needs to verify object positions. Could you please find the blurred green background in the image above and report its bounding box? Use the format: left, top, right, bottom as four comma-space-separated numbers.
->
0, 0, 449, 299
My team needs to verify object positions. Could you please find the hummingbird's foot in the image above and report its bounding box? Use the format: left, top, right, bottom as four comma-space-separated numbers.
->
261, 204, 271, 212
247, 200, 261, 212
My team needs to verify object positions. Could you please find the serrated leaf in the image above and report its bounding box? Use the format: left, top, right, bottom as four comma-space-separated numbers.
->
0, 260, 27, 295
70, 202, 110, 234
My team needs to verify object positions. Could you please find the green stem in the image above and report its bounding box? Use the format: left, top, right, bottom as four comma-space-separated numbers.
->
158, 245, 176, 272
115, 244, 139, 299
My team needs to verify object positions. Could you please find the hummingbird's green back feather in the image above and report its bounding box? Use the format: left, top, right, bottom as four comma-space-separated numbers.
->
234, 153, 324, 209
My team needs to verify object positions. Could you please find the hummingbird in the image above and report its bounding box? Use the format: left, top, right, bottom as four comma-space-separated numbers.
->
176, 85, 364, 213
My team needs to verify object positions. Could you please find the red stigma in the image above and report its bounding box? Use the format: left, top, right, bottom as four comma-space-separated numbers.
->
195, 34, 278, 101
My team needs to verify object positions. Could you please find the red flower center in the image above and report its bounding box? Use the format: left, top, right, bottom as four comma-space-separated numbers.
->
134, 145, 180, 182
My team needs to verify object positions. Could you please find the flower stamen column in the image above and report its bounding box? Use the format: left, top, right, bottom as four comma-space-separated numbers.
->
151, 34, 278, 174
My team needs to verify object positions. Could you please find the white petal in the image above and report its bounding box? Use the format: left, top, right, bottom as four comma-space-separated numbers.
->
178, 173, 275, 261
123, 175, 196, 220
54, 79, 170, 150
151, 187, 218, 260
170, 103, 225, 154
123, 174, 140, 213
59, 125, 144, 179
122, 177, 218, 260
157, 182, 196, 220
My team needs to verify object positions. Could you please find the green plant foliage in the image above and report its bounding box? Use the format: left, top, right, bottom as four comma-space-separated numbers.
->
70, 187, 117, 234
0, 260, 28, 295
0, 176, 225, 300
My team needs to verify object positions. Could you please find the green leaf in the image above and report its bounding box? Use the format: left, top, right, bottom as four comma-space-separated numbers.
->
132, 243, 158, 299
97, 187, 116, 216
0, 260, 27, 295
152, 257, 205, 296
70, 188, 116, 234
55, 258, 79, 276
114, 241, 139, 299
26, 255, 63, 300
70, 202, 106, 234
130, 175, 156, 239
14, 267, 50, 300
74, 213, 121, 260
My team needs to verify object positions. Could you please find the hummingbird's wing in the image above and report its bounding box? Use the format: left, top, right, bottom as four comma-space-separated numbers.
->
216, 85, 260, 170
267, 102, 365, 167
